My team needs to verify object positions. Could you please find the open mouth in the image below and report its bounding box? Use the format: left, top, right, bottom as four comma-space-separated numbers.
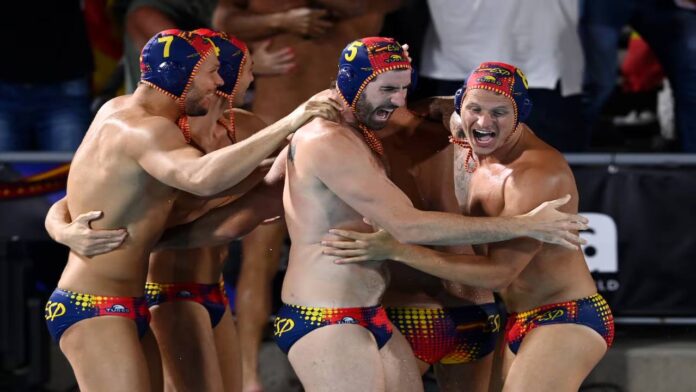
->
374, 108, 394, 121
472, 129, 497, 146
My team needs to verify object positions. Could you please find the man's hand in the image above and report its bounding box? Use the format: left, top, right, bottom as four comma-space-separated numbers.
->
287, 89, 343, 130
250, 40, 296, 75
401, 43, 412, 63
519, 194, 588, 249
58, 211, 128, 257
322, 224, 401, 264
281, 7, 333, 38
407, 96, 456, 129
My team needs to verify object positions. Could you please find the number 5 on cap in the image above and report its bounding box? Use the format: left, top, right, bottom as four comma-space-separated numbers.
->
158, 36, 174, 58
344, 41, 364, 62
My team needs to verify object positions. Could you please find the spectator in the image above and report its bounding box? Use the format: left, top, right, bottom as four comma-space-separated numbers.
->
0, 1, 93, 152
580, 0, 696, 152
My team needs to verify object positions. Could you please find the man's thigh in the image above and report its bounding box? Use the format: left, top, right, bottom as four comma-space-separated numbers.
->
151, 301, 225, 391
288, 324, 386, 392
433, 354, 493, 392
380, 325, 424, 392
214, 309, 242, 392
59, 316, 151, 392
503, 323, 608, 392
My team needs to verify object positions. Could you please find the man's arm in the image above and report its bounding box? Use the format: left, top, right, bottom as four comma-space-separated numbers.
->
156, 149, 288, 249
325, 233, 536, 290
213, 0, 332, 40
44, 197, 128, 257
303, 125, 586, 247
323, 167, 574, 288
310, 0, 402, 18
126, 6, 178, 51
135, 91, 339, 197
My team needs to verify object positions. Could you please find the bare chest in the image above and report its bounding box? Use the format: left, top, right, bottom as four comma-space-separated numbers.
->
457, 164, 511, 218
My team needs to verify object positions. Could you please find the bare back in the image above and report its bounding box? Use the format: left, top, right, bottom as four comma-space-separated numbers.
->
60, 97, 187, 296
462, 126, 596, 311
282, 118, 391, 307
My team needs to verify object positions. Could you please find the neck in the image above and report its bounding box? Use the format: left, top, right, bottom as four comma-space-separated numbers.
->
132, 84, 181, 122
189, 98, 227, 149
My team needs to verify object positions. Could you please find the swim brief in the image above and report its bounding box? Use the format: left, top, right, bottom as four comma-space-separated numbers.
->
273, 303, 393, 354
505, 293, 614, 354
145, 281, 229, 327
387, 303, 501, 364
45, 288, 150, 342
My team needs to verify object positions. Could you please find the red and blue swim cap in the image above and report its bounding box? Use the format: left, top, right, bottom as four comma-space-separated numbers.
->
454, 61, 533, 129
336, 37, 412, 110
140, 29, 215, 101
191, 28, 249, 100
191, 28, 249, 143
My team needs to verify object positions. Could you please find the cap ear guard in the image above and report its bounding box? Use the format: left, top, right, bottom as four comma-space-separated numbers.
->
408, 66, 418, 95
337, 64, 357, 102
453, 86, 464, 115
154, 60, 187, 91
517, 97, 533, 122
217, 62, 235, 89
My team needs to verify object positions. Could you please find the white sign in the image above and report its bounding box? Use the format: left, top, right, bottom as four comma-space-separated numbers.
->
580, 213, 618, 273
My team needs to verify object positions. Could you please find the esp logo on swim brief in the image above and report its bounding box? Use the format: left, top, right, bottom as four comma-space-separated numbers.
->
45, 302, 66, 321
485, 314, 501, 333
537, 309, 565, 322
274, 318, 295, 337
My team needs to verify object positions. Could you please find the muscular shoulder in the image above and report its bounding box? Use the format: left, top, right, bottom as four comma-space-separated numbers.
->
118, 113, 189, 156
504, 150, 576, 213
231, 109, 267, 140
291, 118, 374, 169
294, 118, 364, 153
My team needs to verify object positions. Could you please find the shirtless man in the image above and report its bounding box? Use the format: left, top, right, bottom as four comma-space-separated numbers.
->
215, 4, 402, 390
141, 30, 259, 392
270, 38, 588, 391
323, 62, 614, 391
42, 29, 340, 391
377, 105, 500, 392
48, 100, 496, 392
50, 49, 589, 392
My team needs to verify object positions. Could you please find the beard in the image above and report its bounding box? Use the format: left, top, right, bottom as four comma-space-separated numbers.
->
184, 90, 210, 117
355, 95, 397, 130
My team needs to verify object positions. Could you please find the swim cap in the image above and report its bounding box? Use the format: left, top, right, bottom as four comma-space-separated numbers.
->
450, 62, 533, 172
454, 62, 532, 129
140, 29, 215, 101
192, 28, 250, 143
191, 29, 249, 99
336, 37, 411, 155
336, 37, 412, 109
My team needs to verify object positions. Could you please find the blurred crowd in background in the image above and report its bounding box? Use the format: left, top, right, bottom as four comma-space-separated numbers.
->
0, 0, 694, 154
